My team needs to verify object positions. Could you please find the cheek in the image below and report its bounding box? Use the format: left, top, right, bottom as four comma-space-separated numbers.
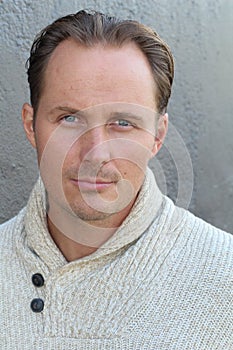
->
114, 159, 146, 185
113, 137, 153, 172
62, 147, 81, 173
37, 131, 75, 181
35, 134, 50, 165
34, 122, 57, 162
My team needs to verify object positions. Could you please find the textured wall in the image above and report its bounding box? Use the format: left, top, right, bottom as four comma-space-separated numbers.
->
0, 0, 232, 232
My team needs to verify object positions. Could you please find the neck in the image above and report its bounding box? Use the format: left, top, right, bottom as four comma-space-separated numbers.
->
47, 198, 136, 262
47, 216, 98, 261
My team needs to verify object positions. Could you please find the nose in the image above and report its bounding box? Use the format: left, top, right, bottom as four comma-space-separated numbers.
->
80, 125, 111, 165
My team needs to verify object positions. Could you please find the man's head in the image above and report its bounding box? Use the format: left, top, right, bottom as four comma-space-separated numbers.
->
22, 10, 174, 234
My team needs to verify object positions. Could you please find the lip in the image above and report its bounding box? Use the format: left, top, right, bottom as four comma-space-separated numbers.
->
71, 178, 115, 191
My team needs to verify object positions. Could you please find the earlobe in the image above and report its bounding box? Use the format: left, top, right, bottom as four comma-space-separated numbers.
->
151, 113, 168, 157
22, 103, 36, 148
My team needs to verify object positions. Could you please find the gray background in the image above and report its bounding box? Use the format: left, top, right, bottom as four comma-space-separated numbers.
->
0, 0, 233, 232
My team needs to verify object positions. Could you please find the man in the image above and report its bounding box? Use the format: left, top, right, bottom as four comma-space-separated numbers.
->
0, 10, 233, 350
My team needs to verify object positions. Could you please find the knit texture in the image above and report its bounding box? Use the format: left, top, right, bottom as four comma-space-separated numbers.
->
0, 168, 233, 349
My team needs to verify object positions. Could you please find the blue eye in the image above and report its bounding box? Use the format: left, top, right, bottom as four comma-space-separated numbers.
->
108, 119, 135, 131
111, 119, 134, 128
60, 114, 86, 129
63, 115, 76, 123
117, 120, 131, 127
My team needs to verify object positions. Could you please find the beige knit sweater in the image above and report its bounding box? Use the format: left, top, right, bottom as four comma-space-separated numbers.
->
0, 169, 233, 349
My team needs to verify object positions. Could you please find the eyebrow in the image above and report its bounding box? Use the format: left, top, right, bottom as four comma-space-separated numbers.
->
49, 106, 82, 115
109, 112, 144, 121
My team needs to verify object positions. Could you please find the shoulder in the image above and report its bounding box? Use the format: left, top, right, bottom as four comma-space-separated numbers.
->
162, 195, 233, 245
167, 202, 233, 280
0, 208, 26, 250
183, 206, 233, 248
156, 195, 233, 271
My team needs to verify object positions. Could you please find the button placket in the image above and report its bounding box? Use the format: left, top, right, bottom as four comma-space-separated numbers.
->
31, 273, 45, 313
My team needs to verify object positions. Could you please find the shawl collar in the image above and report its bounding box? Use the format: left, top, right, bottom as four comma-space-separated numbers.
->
25, 168, 163, 269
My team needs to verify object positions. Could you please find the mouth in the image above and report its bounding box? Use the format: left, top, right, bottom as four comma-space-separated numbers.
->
70, 178, 115, 191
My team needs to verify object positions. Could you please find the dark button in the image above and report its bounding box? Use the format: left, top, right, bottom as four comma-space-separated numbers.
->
32, 273, 44, 287
30, 298, 44, 313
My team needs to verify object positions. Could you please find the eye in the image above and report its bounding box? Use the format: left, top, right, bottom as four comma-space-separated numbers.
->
110, 119, 134, 129
60, 114, 85, 128
62, 115, 77, 123
117, 120, 131, 127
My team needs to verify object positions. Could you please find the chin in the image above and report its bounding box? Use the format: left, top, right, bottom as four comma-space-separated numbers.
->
69, 203, 114, 222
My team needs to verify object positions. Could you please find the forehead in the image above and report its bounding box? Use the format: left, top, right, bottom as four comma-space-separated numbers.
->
40, 39, 157, 111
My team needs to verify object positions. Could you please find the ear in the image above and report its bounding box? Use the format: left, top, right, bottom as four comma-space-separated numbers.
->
22, 103, 36, 148
151, 113, 168, 157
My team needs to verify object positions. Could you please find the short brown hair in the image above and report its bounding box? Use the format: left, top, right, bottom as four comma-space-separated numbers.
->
26, 10, 174, 116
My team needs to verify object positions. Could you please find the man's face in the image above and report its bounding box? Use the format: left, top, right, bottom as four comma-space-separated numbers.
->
22, 39, 167, 224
